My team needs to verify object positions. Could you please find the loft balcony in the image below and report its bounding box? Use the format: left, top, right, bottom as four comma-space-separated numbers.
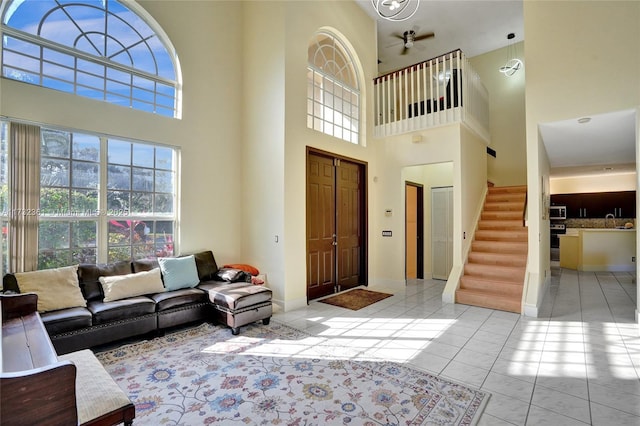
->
373, 49, 489, 141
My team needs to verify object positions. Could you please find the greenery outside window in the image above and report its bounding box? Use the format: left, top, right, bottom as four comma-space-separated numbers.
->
106, 138, 175, 262
39, 129, 100, 268
36, 126, 177, 269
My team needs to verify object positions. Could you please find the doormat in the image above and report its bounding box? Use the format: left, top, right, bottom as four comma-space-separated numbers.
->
319, 288, 393, 310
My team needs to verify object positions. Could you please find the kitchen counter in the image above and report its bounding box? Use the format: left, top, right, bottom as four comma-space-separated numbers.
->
559, 228, 636, 271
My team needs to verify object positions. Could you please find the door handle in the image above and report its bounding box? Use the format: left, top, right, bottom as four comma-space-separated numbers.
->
332, 241, 338, 246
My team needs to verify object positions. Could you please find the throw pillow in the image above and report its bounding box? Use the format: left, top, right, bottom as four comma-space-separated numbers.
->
214, 268, 252, 283
14, 265, 86, 313
193, 251, 219, 281
223, 263, 260, 276
158, 255, 200, 291
99, 268, 165, 302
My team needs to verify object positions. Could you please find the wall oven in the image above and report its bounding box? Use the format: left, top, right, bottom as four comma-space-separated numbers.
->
550, 223, 566, 249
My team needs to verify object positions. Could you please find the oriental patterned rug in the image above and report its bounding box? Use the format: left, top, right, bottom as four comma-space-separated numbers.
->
96, 322, 489, 425
318, 288, 393, 310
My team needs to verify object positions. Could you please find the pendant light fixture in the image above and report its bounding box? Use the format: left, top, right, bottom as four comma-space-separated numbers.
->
499, 33, 523, 77
371, 0, 419, 22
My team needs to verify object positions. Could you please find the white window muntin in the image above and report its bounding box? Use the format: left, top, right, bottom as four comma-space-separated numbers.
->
307, 31, 361, 144
307, 65, 360, 144
35, 125, 178, 266
1, 0, 180, 117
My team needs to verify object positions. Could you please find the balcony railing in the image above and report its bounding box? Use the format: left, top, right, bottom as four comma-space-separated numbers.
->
373, 50, 489, 140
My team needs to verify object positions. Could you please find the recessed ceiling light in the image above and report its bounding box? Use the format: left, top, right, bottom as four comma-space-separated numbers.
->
577, 117, 591, 124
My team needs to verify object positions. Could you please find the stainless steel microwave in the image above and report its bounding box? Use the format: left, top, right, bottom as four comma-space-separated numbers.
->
549, 205, 567, 219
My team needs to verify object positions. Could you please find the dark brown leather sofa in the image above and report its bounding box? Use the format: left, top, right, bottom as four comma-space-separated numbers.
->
3, 250, 269, 354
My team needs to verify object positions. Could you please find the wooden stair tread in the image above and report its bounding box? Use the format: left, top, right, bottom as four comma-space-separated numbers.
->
461, 274, 522, 287
468, 252, 527, 267
484, 201, 526, 211
464, 265, 525, 282
472, 240, 528, 254
475, 230, 528, 241
478, 221, 525, 230
455, 289, 522, 313
461, 273, 523, 287
487, 185, 527, 194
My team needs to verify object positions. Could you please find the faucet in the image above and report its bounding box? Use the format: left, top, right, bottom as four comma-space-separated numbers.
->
605, 213, 615, 228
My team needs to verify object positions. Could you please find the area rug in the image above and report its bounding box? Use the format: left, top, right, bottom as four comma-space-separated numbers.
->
96, 322, 489, 425
318, 288, 393, 310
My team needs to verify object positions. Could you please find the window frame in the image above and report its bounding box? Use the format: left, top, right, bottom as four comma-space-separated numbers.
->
0, 0, 182, 118
31, 123, 180, 268
307, 30, 362, 145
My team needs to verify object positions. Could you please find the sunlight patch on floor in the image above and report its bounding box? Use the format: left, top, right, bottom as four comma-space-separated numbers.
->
200, 318, 457, 363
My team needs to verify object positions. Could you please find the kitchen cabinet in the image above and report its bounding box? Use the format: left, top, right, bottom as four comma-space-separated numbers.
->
600, 191, 635, 218
559, 234, 579, 269
550, 194, 579, 217
550, 191, 636, 219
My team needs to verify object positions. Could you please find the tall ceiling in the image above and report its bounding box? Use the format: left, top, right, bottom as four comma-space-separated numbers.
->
356, 0, 637, 179
356, 0, 524, 73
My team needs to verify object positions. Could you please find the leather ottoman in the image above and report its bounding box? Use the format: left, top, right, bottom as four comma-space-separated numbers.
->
200, 282, 272, 335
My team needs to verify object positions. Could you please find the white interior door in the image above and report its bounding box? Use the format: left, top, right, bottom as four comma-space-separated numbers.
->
432, 186, 453, 280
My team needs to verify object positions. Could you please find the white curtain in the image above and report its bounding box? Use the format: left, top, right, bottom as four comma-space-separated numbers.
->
9, 122, 41, 273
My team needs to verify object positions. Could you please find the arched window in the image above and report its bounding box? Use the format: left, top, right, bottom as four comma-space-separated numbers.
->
307, 31, 360, 144
1, 0, 181, 118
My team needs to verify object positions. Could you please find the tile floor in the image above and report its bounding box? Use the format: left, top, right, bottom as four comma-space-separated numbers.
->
272, 267, 640, 425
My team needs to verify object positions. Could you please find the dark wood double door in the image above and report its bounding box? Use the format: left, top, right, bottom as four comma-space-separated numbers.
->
306, 150, 366, 301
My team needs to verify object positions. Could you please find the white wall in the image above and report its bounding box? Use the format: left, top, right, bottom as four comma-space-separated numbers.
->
551, 172, 637, 194
0, 0, 246, 263
402, 162, 454, 278
241, 1, 378, 310
442, 125, 489, 303
523, 0, 640, 316
470, 43, 526, 186
242, 2, 287, 308
0, 0, 379, 312
373, 124, 461, 285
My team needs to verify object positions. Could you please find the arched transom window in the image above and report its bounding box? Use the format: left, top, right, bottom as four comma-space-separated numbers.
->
1, 0, 181, 118
307, 31, 360, 144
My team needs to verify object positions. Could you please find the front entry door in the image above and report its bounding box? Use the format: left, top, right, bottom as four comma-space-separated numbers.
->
307, 151, 365, 301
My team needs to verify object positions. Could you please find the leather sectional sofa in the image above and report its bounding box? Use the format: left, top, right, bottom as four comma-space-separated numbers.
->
2, 251, 272, 354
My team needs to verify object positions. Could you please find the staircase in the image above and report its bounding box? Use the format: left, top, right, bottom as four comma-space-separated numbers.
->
456, 185, 528, 314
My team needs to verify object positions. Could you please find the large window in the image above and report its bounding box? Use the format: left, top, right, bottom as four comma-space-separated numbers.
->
105, 139, 175, 262
307, 31, 360, 144
1, 0, 181, 117
4, 124, 179, 270
39, 129, 100, 268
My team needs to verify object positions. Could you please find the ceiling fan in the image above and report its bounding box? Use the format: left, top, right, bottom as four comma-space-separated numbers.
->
388, 26, 435, 55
